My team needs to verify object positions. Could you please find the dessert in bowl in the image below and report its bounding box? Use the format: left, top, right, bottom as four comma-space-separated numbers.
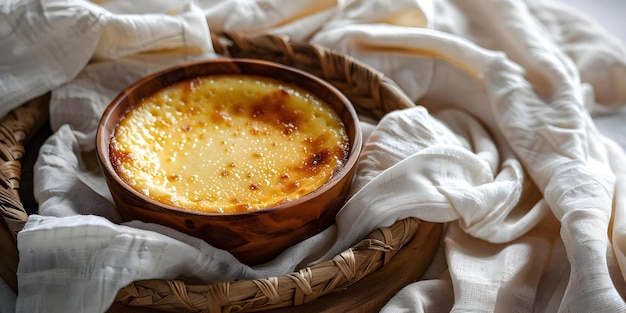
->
96, 58, 362, 265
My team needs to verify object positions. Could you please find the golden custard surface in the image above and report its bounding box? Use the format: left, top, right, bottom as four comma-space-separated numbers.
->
110, 75, 349, 213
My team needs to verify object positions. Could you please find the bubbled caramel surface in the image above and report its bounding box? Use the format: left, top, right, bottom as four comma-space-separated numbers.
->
110, 75, 349, 213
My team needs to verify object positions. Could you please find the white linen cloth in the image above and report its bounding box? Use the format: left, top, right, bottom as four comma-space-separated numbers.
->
2, 0, 626, 312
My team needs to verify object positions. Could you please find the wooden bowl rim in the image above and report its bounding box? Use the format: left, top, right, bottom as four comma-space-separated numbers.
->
96, 57, 363, 218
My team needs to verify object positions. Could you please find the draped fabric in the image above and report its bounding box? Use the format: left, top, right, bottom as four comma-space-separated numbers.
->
2, 0, 626, 312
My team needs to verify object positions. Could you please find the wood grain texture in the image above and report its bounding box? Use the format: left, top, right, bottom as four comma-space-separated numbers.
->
97, 58, 362, 266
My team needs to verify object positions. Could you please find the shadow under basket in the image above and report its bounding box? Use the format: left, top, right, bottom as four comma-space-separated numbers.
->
0, 32, 442, 313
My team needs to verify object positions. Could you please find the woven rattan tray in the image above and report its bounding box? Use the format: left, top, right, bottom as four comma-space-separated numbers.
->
0, 32, 442, 312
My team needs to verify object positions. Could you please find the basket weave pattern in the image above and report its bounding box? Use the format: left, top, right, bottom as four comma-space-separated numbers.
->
0, 33, 438, 312
116, 218, 420, 312
0, 94, 48, 238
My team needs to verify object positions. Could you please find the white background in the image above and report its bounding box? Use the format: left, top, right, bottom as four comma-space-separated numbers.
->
1, 0, 624, 312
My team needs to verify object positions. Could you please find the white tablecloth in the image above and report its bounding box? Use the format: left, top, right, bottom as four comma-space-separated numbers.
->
2, 0, 626, 312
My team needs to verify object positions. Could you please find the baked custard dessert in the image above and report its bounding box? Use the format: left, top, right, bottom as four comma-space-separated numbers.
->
109, 74, 350, 214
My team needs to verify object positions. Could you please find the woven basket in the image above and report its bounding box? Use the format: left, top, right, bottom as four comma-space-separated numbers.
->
0, 32, 441, 312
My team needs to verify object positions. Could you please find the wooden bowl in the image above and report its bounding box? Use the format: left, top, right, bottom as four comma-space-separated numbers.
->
96, 58, 362, 266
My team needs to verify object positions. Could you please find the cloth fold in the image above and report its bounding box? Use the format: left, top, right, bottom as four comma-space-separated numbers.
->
2, 0, 626, 312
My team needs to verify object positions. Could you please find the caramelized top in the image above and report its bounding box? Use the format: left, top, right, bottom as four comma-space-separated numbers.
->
110, 75, 349, 213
